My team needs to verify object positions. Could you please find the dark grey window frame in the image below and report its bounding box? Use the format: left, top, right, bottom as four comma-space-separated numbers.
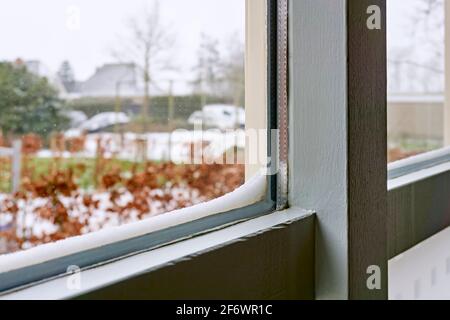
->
388, 152, 450, 260
384, 0, 450, 299
290, 0, 387, 300
384, 0, 450, 278
78, 0, 450, 301
5, 0, 444, 301
0, 0, 287, 294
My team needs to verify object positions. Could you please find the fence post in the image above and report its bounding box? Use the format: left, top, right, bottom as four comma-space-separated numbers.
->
11, 139, 22, 193
445, 0, 450, 145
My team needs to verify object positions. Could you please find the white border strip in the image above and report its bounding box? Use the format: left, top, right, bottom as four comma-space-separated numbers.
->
0, 174, 266, 274
389, 226, 450, 300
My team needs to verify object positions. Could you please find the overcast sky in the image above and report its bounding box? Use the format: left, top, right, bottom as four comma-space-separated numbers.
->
387, 0, 434, 51
0, 0, 245, 83
388, 0, 417, 47
388, 0, 445, 93
0, 0, 441, 93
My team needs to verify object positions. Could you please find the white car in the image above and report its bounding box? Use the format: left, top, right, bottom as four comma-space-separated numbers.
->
188, 104, 245, 130
79, 112, 130, 133
63, 110, 88, 128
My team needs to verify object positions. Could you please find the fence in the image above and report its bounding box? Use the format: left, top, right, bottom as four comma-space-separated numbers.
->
388, 95, 444, 141
0, 140, 22, 193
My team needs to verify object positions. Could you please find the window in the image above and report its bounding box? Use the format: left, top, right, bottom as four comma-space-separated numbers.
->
388, 0, 445, 163
387, 0, 450, 301
0, 0, 286, 293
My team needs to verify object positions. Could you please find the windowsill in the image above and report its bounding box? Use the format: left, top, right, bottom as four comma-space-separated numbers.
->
0, 207, 312, 300
388, 146, 450, 190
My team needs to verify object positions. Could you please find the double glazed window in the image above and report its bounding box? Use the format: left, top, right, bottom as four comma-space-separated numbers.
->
388, 0, 445, 162
5, 0, 447, 301
0, 0, 287, 293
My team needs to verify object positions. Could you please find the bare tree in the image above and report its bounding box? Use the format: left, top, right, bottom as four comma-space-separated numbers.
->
112, 0, 175, 131
221, 34, 245, 107
192, 33, 222, 106
191, 32, 245, 106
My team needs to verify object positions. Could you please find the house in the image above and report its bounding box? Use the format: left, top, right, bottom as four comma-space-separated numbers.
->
74, 63, 144, 99
388, 93, 444, 141
21, 61, 147, 100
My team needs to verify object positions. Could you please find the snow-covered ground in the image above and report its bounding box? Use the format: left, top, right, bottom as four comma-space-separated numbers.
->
0, 185, 205, 253
1, 115, 247, 253
38, 130, 246, 163
188, 105, 245, 129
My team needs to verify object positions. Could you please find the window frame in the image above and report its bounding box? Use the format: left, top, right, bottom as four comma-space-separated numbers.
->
384, 0, 450, 300
388, 147, 450, 182
0, 0, 286, 294
289, 0, 388, 300
6, 0, 440, 301
387, 0, 448, 180
385, 0, 450, 262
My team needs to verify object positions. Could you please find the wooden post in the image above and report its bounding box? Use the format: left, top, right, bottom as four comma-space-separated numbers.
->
168, 80, 175, 162
168, 80, 175, 130
115, 82, 122, 136
11, 140, 22, 193
444, 1, 450, 145
346, 0, 387, 299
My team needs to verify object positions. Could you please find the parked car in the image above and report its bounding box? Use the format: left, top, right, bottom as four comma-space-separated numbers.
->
188, 104, 245, 130
63, 110, 88, 129
79, 112, 130, 133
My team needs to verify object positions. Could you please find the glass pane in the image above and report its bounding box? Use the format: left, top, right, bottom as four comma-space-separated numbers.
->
388, 0, 445, 163
0, 0, 247, 254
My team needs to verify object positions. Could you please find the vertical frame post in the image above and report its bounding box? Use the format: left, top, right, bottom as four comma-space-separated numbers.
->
11, 140, 22, 193
347, 0, 387, 299
245, 0, 268, 181
290, 0, 387, 299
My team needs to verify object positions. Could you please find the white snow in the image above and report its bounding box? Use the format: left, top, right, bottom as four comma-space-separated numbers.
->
188, 104, 245, 129
52, 130, 245, 163
0, 184, 212, 253
0, 173, 266, 274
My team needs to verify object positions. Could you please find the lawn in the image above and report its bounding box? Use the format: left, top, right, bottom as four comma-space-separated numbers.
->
0, 157, 148, 193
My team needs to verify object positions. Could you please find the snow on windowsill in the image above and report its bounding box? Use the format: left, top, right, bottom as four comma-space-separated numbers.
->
0, 174, 266, 274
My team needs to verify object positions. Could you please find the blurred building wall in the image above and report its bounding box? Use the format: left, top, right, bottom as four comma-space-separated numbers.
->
388, 95, 444, 141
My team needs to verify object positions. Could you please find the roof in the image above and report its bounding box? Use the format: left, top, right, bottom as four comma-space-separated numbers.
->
79, 63, 144, 98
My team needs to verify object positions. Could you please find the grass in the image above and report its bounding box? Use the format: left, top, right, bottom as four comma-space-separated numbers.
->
0, 158, 11, 193
388, 137, 443, 153
0, 157, 148, 193
0, 147, 244, 193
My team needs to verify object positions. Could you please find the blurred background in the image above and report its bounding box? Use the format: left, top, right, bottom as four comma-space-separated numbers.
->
0, 0, 246, 254
388, 0, 445, 162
